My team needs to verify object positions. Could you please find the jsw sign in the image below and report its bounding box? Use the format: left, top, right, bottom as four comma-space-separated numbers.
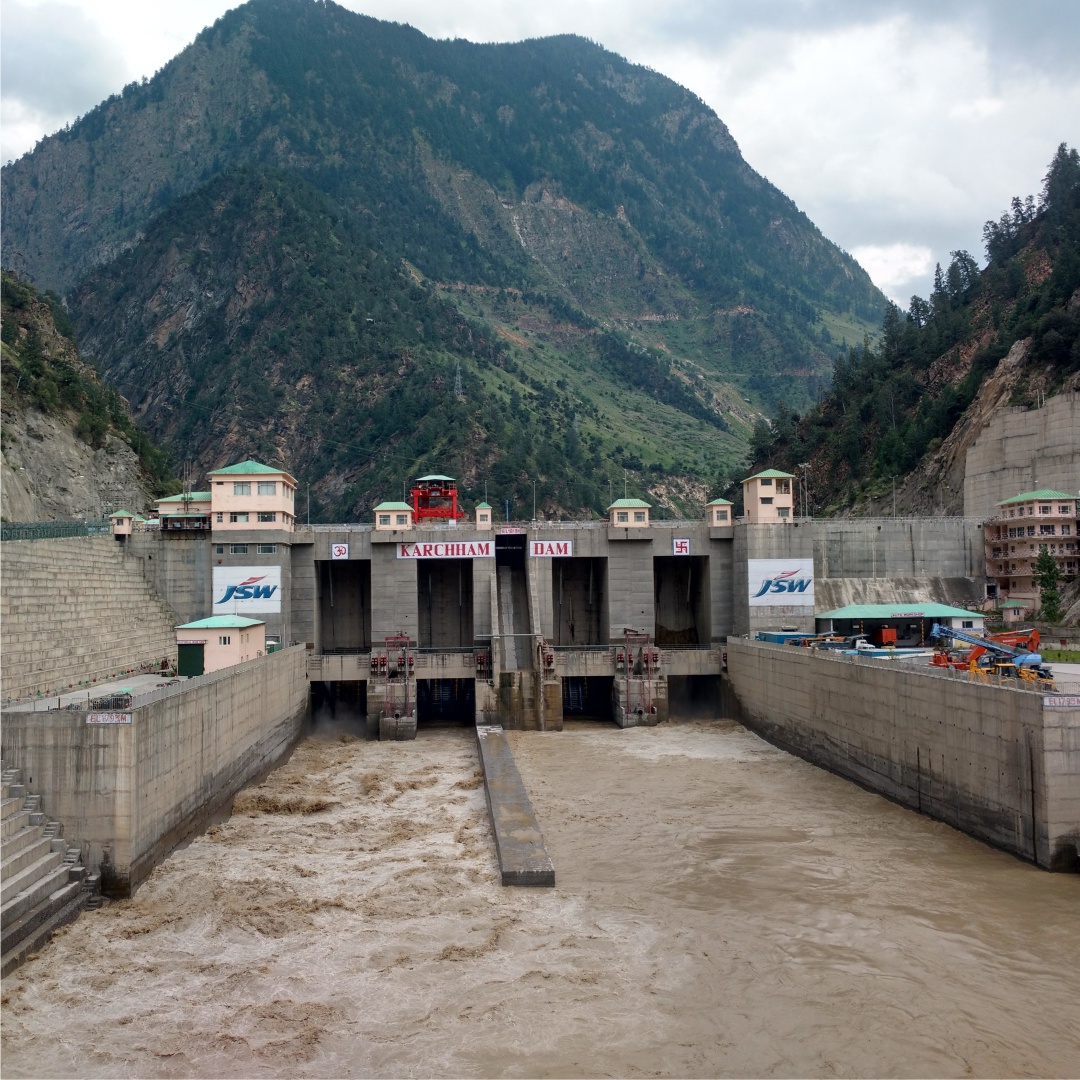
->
213, 566, 282, 614
747, 559, 814, 607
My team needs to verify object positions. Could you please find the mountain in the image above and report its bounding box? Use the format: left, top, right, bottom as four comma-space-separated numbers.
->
0, 271, 177, 519
1, 0, 885, 519
739, 144, 1080, 517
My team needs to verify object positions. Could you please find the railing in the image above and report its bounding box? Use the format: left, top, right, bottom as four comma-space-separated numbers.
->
1, 520, 111, 542
737, 637, 1053, 694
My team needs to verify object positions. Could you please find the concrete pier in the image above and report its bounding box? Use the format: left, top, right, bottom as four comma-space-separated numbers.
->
475, 725, 555, 887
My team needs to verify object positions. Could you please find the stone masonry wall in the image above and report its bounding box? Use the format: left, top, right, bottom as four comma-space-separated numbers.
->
1, 536, 179, 702
726, 638, 1080, 870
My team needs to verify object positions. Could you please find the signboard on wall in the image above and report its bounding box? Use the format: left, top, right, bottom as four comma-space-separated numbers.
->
397, 541, 494, 559
331, 543, 349, 560
530, 539, 573, 557
86, 713, 132, 725
672, 538, 690, 555
213, 566, 282, 614
747, 558, 814, 607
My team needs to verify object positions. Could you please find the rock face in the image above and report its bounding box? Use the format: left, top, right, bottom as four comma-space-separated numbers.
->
1, 410, 151, 522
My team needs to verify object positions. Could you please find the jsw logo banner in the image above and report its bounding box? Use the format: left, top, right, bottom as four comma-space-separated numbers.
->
747, 558, 814, 607
213, 566, 282, 614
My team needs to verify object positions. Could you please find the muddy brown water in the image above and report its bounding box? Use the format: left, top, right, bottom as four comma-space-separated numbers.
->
2, 719, 1077, 1078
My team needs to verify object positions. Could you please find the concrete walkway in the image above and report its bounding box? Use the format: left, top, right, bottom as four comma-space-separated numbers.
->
475, 725, 554, 887
6, 673, 184, 712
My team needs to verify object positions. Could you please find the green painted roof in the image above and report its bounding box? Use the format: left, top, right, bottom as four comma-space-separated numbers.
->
997, 600, 1029, 608
374, 501, 413, 512
608, 498, 652, 509
475, 502, 492, 509
816, 603, 984, 620
706, 498, 733, 506
176, 616, 265, 630
109, 510, 135, 518
416, 474, 455, 482
157, 492, 211, 503
997, 489, 1075, 505
207, 460, 285, 476
744, 469, 795, 481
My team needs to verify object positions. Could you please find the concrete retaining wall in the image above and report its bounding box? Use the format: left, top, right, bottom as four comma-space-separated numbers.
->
964, 392, 1080, 519
726, 638, 1080, 871
0, 646, 309, 894
1, 536, 179, 702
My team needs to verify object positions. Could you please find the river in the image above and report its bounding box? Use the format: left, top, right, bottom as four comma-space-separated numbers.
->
2, 718, 1077, 1077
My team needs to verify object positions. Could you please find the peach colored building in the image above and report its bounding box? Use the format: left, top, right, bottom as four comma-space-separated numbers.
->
742, 469, 794, 523
373, 501, 414, 530
207, 461, 298, 531
109, 510, 136, 536
174, 615, 266, 676
475, 502, 493, 530
706, 498, 733, 526
155, 491, 212, 530
608, 498, 651, 526
983, 488, 1078, 615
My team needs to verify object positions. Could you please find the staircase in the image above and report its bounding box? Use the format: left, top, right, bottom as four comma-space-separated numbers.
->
1, 768, 97, 976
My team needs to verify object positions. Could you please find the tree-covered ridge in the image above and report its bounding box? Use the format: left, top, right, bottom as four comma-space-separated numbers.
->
741, 144, 1080, 513
1, 272, 177, 496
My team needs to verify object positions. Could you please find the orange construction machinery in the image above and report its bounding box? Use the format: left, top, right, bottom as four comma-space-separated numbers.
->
929, 627, 1040, 670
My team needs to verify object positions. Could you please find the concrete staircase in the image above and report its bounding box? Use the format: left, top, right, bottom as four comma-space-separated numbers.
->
1, 535, 179, 702
1, 768, 96, 976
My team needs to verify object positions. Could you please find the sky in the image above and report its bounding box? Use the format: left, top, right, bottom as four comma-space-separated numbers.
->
2, 0, 1079, 305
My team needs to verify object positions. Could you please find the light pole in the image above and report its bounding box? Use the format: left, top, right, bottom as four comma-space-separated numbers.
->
532, 480, 537, 522
798, 463, 810, 519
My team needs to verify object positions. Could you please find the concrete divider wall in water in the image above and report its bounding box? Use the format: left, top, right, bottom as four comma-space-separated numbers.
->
0, 646, 310, 895
726, 638, 1080, 871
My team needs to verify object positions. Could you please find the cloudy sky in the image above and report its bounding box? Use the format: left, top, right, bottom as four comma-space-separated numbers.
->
2, 0, 1078, 304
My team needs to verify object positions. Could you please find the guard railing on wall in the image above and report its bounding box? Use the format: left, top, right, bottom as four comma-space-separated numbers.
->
1, 521, 111, 542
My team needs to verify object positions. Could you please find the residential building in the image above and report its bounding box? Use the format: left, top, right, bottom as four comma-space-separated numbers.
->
983, 488, 1078, 616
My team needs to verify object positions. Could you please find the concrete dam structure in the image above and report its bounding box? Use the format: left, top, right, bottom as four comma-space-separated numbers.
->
113, 512, 988, 732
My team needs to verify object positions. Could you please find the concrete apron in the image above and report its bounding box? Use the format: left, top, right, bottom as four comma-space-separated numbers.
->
474, 725, 555, 887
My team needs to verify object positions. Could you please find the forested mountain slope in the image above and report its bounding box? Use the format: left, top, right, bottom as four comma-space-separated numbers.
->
741, 145, 1080, 517
0, 0, 885, 519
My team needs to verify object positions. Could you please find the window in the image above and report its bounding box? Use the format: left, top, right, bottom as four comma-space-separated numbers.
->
257, 511, 276, 523
479, 513, 489, 522
219, 636, 231, 645
1040, 505, 1051, 514
760, 477, 773, 486
215, 545, 224, 555
230, 544, 248, 554
257, 481, 276, 495
716, 509, 728, 522
379, 514, 391, 526
1040, 525, 1055, 535
616, 511, 629, 523
760, 497, 773, 505
230, 512, 249, 524
396, 514, 409, 526
257, 544, 276, 554
234, 482, 251, 496
777, 507, 790, 518
776, 480, 790, 494
1009, 510, 1015, 518
1063, 525, 1072, 535
962, 620, 974, 629
633, 511, 646, 523
1027, 526, 1036, 536
1059, 506, 1072, 515
216, 512, 223, 523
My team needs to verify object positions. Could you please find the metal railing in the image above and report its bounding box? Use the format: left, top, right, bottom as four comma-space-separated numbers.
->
1, 520, 111, 542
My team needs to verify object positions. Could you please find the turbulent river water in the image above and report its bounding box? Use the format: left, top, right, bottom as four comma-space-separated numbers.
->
2, 718, 1078, 1078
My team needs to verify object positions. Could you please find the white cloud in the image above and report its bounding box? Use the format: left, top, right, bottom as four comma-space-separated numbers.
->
851, 243, 934, 304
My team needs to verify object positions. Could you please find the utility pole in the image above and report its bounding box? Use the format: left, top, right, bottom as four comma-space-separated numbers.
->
532, 480, 537, 522
892, 476, 896, 518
